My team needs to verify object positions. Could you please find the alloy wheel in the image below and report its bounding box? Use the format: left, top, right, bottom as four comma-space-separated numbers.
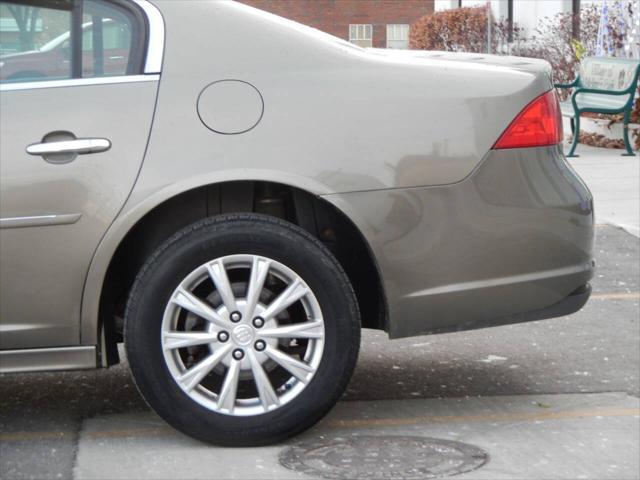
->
161, 254, 325, 417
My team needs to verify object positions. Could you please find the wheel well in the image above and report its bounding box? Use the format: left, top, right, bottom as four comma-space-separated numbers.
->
100, 181, 387, 365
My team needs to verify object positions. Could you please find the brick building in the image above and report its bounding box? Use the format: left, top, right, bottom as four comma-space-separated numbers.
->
238, 0, 435, 49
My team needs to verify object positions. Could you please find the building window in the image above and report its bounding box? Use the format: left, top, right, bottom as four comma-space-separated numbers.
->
386, 24, 410, 49
349, 24, 372, 48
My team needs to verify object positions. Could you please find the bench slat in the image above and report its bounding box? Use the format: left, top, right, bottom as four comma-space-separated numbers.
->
580, 57, 640, 92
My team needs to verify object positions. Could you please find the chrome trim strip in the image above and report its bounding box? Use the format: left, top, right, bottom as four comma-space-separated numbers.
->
0, 213, 82, 229
0, 74, 160, 92
0, 346, 97, 373
131, 0, 165, 74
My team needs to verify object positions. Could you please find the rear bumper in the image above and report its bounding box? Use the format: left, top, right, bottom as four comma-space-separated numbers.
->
509, 282, 592, 324
417, 282, 593, 335
324, 145, 595, 338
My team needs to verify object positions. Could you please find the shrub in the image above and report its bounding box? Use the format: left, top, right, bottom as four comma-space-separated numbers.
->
411, 3, 639, 144
518, 4, 639, 132
409, 6, 492, 53
515, 5, 609, 86
410, 4, 633, 87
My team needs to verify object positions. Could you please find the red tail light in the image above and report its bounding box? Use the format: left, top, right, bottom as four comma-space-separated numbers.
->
494, 90, 563, 150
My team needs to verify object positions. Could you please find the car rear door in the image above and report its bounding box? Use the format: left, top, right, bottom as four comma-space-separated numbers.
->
0, 0, 162, 349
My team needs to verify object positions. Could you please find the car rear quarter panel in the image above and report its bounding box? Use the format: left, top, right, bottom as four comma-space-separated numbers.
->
324, 146, 594, 338
82, 0, 560, 345
128, 0, 551, 193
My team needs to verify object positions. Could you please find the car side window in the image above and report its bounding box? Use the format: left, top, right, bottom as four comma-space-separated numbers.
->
0, 1, 73, 83
82, 1, 135, 78
0, 0, 144, 84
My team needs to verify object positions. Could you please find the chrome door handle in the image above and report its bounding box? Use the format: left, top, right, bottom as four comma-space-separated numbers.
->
26, 138, 111, 156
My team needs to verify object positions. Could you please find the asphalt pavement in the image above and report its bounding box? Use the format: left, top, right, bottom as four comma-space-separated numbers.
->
1, 146, 639, 480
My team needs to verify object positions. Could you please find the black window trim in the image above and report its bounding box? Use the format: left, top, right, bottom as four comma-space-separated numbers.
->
71, 0, 83, 78
73, 0, 148, 78
105, 0, 148, 76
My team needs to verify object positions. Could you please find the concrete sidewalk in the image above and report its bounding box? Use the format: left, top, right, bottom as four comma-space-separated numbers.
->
72, 392, 639, 480
566, 144, 639, 237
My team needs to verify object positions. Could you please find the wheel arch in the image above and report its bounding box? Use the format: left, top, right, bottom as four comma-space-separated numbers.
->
83, 180, 388, 366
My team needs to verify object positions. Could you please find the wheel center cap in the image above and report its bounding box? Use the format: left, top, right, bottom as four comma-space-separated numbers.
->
232, 325, 255, 346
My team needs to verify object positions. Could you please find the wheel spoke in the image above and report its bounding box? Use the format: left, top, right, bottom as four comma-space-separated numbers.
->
245, 257, 270, 319
247, 350, 279, 411
171, 287, 229, 329
162, 331, 220, 350
177, 344, 233, 392
217, 359, 241, 413
207, 260, 237, 314
163, 254, 326, 416
259, 320, 324, 339
261, 278, 309, 321
264, 345, 314, 383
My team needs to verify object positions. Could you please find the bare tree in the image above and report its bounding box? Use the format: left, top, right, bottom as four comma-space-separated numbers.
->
7, 6, 40, 51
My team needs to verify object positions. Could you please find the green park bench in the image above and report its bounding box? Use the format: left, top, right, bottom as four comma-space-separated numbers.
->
555, 57, 640, 157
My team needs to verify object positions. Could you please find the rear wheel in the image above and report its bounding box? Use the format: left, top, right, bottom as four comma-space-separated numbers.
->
125, 214, 360, 446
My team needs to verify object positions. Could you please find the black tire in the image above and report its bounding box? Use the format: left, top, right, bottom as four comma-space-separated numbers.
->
125, 213, 360, 446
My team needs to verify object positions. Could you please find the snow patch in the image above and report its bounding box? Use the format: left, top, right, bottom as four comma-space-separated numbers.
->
479, 355, 508, 363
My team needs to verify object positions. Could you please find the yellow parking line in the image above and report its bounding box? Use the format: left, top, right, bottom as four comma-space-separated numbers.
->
86, 427, 173, 439
325, 407, 640, 429
1, 407, 638, 443
0, 427, 173, 443
0, 430, 75, 442
591, 292, 640, 300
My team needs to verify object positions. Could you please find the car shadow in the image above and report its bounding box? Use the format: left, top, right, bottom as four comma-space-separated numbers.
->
0, 330, 568, 424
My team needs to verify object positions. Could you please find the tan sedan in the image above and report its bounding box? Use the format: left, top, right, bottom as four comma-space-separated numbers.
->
0, 0, 594, 445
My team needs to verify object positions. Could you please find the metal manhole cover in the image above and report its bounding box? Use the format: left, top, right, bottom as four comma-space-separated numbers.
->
279, 435, 489, 480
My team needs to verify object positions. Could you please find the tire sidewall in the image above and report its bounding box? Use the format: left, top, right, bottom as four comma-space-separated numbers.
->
125, 215, 360, 445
